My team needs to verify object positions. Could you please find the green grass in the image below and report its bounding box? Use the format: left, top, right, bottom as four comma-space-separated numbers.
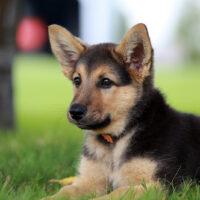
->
0, 54, 200, 200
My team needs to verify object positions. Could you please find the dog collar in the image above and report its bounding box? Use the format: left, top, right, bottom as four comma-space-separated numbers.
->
101, 134, 113, 143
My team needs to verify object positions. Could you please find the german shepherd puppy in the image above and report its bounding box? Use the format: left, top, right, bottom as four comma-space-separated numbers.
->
46, 24, 200, 199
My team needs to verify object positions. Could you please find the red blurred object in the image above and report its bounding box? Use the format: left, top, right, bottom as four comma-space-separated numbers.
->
16, 17, 48, 52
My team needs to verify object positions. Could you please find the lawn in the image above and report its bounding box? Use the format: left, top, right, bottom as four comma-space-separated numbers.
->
0, 54, 200, 200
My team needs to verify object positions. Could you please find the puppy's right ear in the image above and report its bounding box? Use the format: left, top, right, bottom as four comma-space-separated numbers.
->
48, 25, 87, 79
115, 23, 153, 83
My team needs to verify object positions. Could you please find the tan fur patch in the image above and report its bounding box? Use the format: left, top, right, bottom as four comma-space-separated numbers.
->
74, 64, 88, 80
90, 65, 119, 84
112, 132, 134, 168
112, 157, 158, 188
92, 83, 138, 136
71, 64, 91, 105
75, 156, 109, 195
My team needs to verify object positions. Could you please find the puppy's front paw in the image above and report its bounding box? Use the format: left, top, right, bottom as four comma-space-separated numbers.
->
41, 185, 81, 200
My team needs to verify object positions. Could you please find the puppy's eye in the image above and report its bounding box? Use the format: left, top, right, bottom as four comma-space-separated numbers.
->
99, 78, 113, 89
73, 77, 81, 87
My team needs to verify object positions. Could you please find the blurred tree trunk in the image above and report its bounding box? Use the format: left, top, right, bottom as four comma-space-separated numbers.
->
0, 0, 21, 130
0, 48, 15, 129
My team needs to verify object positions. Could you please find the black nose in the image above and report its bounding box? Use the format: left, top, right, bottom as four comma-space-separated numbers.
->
69, 104, 87, 121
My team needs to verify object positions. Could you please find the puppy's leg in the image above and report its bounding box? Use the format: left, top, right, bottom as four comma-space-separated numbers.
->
43, 156, 109, 199
92, 183, 161, 200
91, 186, 130, 200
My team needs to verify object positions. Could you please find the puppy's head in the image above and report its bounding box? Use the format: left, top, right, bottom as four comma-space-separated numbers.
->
49, 24, 153, 136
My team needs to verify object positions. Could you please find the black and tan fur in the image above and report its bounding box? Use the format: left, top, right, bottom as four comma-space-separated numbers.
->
45, 24, 200, 199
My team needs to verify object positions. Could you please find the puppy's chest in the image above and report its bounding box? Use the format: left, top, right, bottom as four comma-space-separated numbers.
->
86, 133, 158, 189
91, 133, 133, 169
109, 135, 133, 188
87, 134, 132, 186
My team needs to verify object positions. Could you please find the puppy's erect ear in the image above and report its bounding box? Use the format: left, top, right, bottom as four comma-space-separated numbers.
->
115, 23, 153, 83
48, 25, 87, 79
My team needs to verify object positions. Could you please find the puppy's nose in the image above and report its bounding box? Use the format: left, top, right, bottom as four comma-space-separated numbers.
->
69, 104, 87, 121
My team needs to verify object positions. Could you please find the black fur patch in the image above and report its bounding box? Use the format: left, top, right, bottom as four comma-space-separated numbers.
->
122, 89, 200, 188
83, 115, 111, 130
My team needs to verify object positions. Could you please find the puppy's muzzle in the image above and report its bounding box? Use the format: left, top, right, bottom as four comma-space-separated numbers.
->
69, 104, 87, 121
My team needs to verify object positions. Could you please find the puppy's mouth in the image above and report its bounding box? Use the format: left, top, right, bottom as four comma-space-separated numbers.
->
71, 115, 111, 130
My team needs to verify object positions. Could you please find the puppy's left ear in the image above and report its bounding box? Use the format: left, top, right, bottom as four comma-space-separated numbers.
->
115, 23, 153, 83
